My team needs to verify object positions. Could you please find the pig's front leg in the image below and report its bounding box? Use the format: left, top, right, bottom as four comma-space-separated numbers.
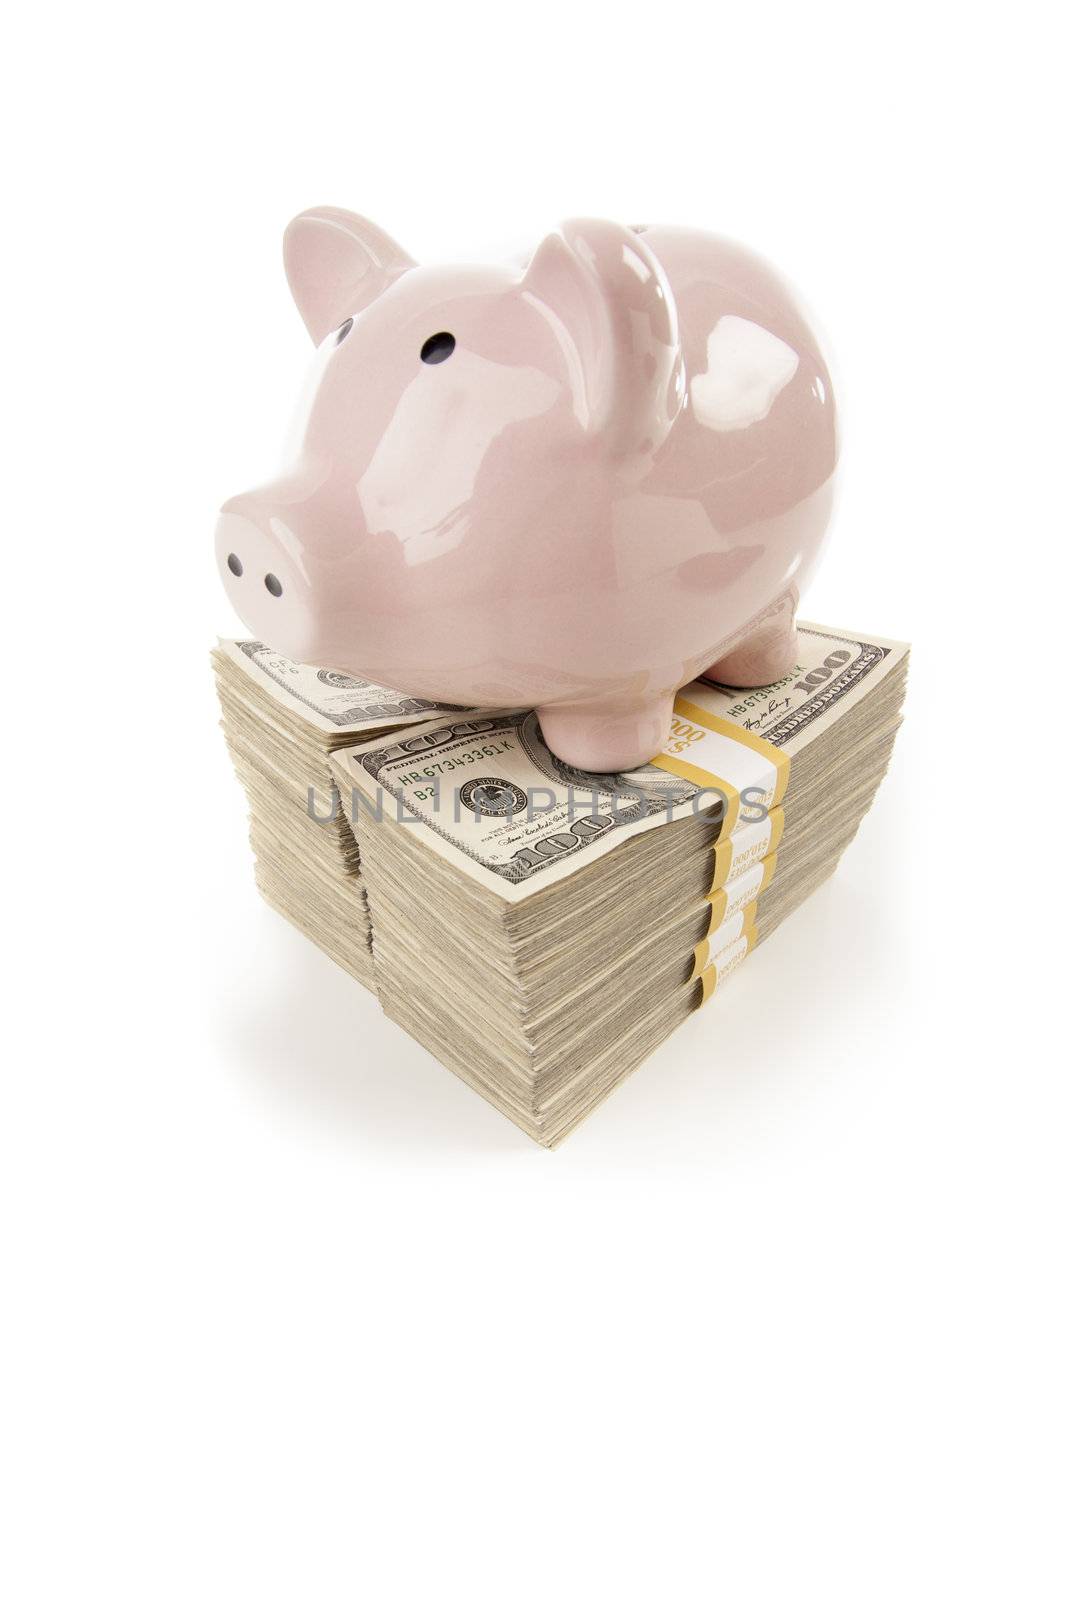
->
536, 695, 676, 773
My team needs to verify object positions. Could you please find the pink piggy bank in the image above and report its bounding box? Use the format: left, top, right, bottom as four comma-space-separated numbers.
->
216, 210, 836, 770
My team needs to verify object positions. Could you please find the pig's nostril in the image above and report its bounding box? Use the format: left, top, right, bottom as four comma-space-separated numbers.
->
264, 573, 283, 597
227, 553, 244, 577
421, 331, 455, 364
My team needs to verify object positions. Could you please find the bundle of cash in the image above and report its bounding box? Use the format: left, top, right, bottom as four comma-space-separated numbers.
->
213, 625, 907, 1144
211, 640, 462, 990
330, 624, 908, 1145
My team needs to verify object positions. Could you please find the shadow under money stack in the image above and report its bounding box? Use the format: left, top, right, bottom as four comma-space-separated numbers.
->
331, 625, 908, 1145
212, 640, 457, 991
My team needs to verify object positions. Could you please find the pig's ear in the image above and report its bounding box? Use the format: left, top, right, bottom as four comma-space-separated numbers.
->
522, 219, 684, 455
283, 208, 415, 342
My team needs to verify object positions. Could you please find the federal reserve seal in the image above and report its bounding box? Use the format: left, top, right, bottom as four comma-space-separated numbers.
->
458, 777, 528, 817
316, 668, 360, 689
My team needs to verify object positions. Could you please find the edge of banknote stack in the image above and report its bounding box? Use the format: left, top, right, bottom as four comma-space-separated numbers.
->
214, 624, 909, 1147
211, 640, 464, 992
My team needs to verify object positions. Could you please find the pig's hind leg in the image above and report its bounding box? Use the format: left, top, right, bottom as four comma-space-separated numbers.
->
704, 596, 800, 688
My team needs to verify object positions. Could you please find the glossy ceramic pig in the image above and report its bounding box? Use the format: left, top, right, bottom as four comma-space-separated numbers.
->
216, 210, 836, 770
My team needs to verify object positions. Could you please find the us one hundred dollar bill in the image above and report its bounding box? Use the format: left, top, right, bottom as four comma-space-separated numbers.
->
215, 638, 466, 733
329, 623, 909, 902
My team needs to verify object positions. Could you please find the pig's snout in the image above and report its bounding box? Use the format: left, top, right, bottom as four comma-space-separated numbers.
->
221, 542, 284, 597
215, 503, 315, 663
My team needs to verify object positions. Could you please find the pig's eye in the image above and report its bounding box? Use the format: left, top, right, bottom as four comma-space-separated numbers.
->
420, 331, 455, 364
335, 318, 354, 345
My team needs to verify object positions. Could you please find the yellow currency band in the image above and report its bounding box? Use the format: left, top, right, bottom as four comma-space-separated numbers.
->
708, 799, 785, 892
692, 900, 759, 979
650, 698, 789, 841
709, 834, 734, 893
675, 698, 791, 810
649, 753, 740, 836
671, 698, 787, 1005
703, 852, 777, 926
699, 920, 759, 1005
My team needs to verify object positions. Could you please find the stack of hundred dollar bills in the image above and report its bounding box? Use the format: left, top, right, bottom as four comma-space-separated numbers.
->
211, 640, 461, 990
215, 625, 907, 1145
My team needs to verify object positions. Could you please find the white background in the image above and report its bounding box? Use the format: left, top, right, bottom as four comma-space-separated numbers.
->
4, 3, 1064, 1595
